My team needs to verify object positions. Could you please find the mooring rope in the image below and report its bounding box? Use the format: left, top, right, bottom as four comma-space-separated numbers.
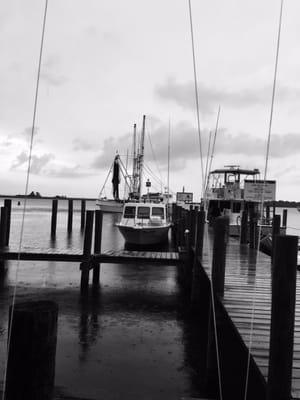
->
243, 1, 284, 399
1, 1, 49, 398
188, 0, 205, 199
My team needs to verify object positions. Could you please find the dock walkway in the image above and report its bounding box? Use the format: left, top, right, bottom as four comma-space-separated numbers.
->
201, 235, 300, 398
0, 247, 181, 265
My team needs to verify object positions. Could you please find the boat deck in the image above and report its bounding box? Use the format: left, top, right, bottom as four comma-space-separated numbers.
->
201, 235, 300, 398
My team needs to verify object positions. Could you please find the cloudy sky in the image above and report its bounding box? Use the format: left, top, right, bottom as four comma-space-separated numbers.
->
1, 0, 300, 200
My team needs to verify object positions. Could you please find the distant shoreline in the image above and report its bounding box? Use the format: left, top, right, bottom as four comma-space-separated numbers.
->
0, 195, 97, 201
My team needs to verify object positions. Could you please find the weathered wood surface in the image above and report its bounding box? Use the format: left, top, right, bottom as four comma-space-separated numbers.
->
0, 247, 181, 265
200, 234, 300, 398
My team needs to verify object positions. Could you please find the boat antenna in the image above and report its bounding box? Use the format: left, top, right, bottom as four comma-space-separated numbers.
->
167, 118, 171, 215
204, 130, 212, 197
205, 105, 221, 203
138, 115, 146, 200
188, 0, 205, 199
244, 1, 284, 399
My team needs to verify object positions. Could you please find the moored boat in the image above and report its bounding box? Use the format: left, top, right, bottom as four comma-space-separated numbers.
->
205, 165, 285, 237
116, 201, 171, 245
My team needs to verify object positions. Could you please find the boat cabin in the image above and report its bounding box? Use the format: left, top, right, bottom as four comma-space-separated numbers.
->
206, 166, 277, 233
121, 202, 168, 226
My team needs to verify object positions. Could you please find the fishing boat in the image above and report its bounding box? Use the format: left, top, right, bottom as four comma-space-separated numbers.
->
116, 115, 171, 245
205, 165, 285, 237
96, 154, 130, 213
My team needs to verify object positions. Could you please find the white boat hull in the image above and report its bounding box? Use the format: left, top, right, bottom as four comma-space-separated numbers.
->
117, 224, 171, 245
96, 199, 124, 213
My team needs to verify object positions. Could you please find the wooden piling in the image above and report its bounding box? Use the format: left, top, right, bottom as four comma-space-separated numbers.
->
211, 216, 229, 298
51, 199, 58, 238
249, 211, 258, 249
266, 204, 270, 224
5, 300, 58, 400
0, 206, 8, 249
267, 235, 298, 400
240, 210, 248, 244
271, 214, 281, 262
191, 210, 206, 309
282, 208, 288, 228
67, 199, 73, 233
80, 210, 94, 294
81, 199, 86, 231
92, 210, 103, 286
4, 199, 11, 246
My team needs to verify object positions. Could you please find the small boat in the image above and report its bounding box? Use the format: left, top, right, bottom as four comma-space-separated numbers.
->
116, 201, 171, 245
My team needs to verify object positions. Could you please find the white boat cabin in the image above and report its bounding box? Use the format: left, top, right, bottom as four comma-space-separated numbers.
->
120, 202, 168, 226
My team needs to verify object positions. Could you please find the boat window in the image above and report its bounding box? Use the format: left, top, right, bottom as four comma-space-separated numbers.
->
124, 206, 136, 218
152, 207, 164, 218
137, 206, 150, 218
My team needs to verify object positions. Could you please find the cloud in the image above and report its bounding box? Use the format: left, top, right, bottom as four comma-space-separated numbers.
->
46, 165, 93, 178
155, 78, 300, 114
40, 54, 68, 87
72, 137, 98, 152
91, 133, 132, 169
11, 151, 54, 174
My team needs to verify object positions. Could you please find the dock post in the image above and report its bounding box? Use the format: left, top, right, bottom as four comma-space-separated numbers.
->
266, 204, 270, 224
282, 208, 288, 228
211, 216, 229, 297
191, 210, 206, 308
4, 199, 11, 246
205, 216, 229, 393
80, 210, 94, 294
5, 300, 58, 400
189, 208, 196, 247
240, 210, 248, 244
267, 235, 298, 400
81, 199, 86, 231
249, 213, 258, 249
92, 210, 103, 286
51, 199, 58, 238
0, 206, 8, 249
271, 214, 281, 262
183, 229, 193, 292
67, 199, 73, 233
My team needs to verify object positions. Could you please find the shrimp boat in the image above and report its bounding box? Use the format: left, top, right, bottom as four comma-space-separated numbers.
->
116, 115, 171, 245
96, 153, 131, 213
205, 165, 285, 237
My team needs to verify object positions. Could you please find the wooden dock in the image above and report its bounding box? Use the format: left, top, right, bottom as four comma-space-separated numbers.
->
0, 247, 181, 265
200, 232, 300, 398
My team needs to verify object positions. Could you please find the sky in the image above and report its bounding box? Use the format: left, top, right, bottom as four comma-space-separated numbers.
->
1, 0, 300, 201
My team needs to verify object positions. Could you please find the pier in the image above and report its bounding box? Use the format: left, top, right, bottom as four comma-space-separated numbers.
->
0, 199, 299, 399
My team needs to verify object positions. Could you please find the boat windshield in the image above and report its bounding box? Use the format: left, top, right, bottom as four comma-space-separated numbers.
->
152, 207, 164, 218
137, 206, 150, 218
124, 206, 136, 218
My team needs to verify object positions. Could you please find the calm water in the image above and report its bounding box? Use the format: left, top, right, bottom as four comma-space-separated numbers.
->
0, 197, 208, 400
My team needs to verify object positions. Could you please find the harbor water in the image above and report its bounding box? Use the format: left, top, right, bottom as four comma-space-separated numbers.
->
0, 197, 208, 400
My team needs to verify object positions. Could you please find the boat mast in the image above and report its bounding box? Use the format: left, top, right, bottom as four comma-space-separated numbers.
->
138, 115, 146, 200
131, 123, 139, 197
